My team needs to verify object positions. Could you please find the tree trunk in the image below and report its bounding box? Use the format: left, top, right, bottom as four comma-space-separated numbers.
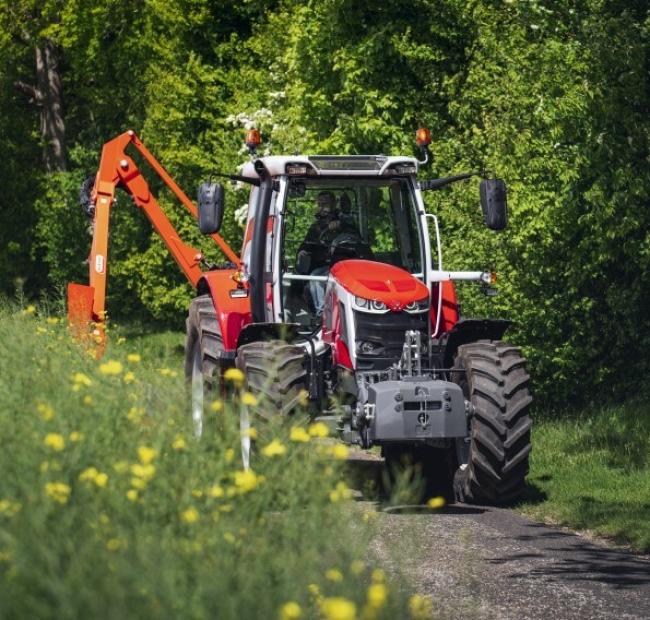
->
16, 40, 67, 172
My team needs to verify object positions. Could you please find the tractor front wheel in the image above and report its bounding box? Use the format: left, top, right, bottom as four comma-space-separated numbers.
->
451, 340, 533, 504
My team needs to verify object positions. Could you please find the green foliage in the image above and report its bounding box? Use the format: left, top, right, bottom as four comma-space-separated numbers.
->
0, 305, 410, 618
1, 0, 648, 402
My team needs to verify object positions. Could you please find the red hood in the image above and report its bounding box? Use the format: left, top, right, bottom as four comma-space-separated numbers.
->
330, 259, 430, 311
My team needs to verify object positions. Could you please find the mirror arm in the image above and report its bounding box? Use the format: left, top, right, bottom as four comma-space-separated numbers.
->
209, 171, 260, 187
419, 171, 480, 192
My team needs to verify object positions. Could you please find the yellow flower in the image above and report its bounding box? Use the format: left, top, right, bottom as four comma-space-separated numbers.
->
408, 594, 433, 620
350, 560, 365, 575
325, 568, 344, 582
279, 601, 302, 620
223, 367, 245, 384
72, 372, 92, 387
24, 305, 36, 315
319, 597, 357, 620
210, 399, 223, 412
298, 389, 309, 406
192, 489, 203, 498
44, 482, 71, 504
172, 435, 186, 450
113, 461, 129, 473
158, 367, 177, 377
367, 583, 387, 609
83, 395, 93, 405
261, 439, 286, 457
329, 481, 352, 503
0, 500, 21, 517
371, 569, 385, 583
308, 422, 329, 438
308, 583, 321, 599
207, 485, 224, 498
126, 489, 138, 502
79, 467, 99, 482
242, 427, 257, 440
44, 433, 65, 452
137, 446, 156, 465
130, 477, 146, 490
223, 532, 236, 544
70, 431, 83, 442
289, 426, 310, 442
181, 507, 199, 523
99, 360, 123, 375
233, 469, 260, 493
426, 496, 446, 510
224, 448, 235, 463
131, 463, 156, 481
127, 407, 144, 422
37, 403, 54, 421
95, 472, 108, 488
123, 371, 136, 384
106, 538, 124, 552
241, 391, 258, 406
330, 444, 349, 460
36, 326, 47, 334
127, 353, 141, 363
46, 316, 60, 325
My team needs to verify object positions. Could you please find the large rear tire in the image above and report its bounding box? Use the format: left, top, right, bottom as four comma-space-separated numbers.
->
235, 339, 308, 468
452, 340, 532, 504
184, 295, 224, 438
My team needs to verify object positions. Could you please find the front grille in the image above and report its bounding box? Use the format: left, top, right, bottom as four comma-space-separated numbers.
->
354, 310, 428, 371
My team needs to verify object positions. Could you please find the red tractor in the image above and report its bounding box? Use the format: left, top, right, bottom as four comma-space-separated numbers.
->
69, 128, 532, 504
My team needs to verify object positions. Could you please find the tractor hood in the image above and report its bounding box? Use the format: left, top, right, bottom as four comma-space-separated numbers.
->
330, 260, 429, 311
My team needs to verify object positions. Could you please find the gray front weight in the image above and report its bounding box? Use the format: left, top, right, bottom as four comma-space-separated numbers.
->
367, 378, 467, 442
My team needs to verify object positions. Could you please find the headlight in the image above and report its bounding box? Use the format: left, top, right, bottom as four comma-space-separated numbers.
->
354, 296, 389, 314
404, 296, 430, 314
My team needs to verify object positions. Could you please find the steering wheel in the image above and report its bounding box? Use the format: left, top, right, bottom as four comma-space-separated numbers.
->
328, 232, 373, 264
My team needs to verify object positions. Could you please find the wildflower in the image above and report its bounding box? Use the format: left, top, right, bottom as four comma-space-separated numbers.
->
210, 399, 223, 412
329, 481, 352, 503
127, 353, 141, 363
79, 467, 99, 482
106, 538, 124, 551
223, 367, 244, 384
367, 583, 387, 609
131, 463, 156, 481
207, 485, 224, 498
137, 446, 156, 465
362, 511, 377, 523
242, 427, 257, 440
298, 388, 309, 406
113, 461, 129, 473
427, 496, 446, 509
83, 395, 93, 405
233, 469, 260, 493
319, 597, 356, 620
72, 372, 92, 387
172, 435, 186, 450
37, 403, 54, 421
126, 489, 138, 502
0, 500, 21, 517
408, 594, 433, 620
308, 421, 329, 438
127, 407, 144, 422
181, 507, 199, 523
371, 569, 385, 583
192, 489, 203, 499
330, 444, 349, 460
99, 360, 122, 375
46, 317, 59, 325
279, 601, 302, 620
261, 439, 286, 457
241, 391, 258, 406
224, 448, 235, 463
44, 482, 71, 504
158, 367, 176, 377
123, 371, 136, 384
24, 305, 36, 315
130, 477, 146, 490
308, 583, 321, 599
325, 568, 344, 582
290, 426, 310, 442
36, 326, 47, 334
223, 532, 236, 544
44, 433, 65, 452
350, 560, 365, 575
70, 431, 83, 442
95, 472, 108, 487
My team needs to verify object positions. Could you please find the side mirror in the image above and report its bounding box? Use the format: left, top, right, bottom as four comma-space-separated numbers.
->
197, 182, 225, 234
479, 178, 508, 231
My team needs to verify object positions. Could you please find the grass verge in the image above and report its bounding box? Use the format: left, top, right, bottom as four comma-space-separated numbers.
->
0, 303, 432, 620
520, 400, 650, 552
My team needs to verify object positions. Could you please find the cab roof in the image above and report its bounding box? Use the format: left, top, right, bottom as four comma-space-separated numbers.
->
239, 155, 419, 179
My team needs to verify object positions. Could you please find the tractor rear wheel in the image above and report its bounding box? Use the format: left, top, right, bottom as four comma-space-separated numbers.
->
235, 339, 308, 468
184, 294, 224, 437
451, 340, 532, 504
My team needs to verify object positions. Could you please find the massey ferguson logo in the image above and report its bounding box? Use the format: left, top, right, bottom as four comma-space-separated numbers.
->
417, 412, 430, 427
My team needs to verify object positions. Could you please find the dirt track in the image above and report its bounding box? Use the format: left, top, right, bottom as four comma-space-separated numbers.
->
349, 454, 650, 620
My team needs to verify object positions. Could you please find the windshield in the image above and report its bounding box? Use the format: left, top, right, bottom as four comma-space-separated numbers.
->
279, 177, 424, 329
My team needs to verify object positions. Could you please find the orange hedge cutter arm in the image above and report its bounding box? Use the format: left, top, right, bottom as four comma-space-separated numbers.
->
67, 130, 240, 347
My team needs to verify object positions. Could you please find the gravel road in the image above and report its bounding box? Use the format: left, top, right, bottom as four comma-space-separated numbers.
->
349, 453, 650, 620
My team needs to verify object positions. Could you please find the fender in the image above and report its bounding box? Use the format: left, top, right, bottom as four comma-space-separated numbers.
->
236, 322, 302, 349
199, 271, 252, 354
435, 318, 512, 368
